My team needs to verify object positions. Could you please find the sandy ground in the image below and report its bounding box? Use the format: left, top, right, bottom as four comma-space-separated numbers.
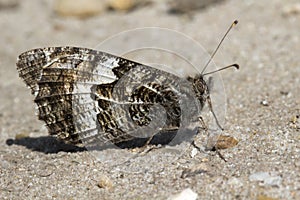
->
0, 0, 299, 199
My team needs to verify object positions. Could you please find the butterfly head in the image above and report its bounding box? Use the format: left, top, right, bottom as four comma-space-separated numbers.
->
187, 74, 209, 108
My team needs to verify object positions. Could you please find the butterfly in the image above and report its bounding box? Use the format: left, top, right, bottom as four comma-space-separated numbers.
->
16, 22, 238, 149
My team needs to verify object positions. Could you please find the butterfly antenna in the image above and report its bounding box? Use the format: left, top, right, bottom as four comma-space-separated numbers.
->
203, 63, 239, 76
201, 20, 238, 74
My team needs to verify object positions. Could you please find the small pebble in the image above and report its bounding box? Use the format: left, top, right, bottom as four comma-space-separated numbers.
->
168, 0, 224, 14
282, 3, 300, 16
215, 135, 238, 149
280, 91, 289, 96
98, 175, 113, 190
108, 0, 150, 11
190, 148, 198, 158
260, 100, 269, 106
168, 188, 198, 200
108, 0, 136, 11
15, 132, 29, 140
249, 172, 282, 187
227, 177, 243, 187
0, 0, 19, 9
290, 115, 299, 124
257, 195, 279, 200
54, 0, 106, 18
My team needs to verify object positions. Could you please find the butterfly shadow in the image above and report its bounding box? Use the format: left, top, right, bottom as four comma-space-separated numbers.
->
5, 128, 200, 153
6, 136, 86, 154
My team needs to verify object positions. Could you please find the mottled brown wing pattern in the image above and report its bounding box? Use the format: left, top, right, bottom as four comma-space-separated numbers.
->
17, 47, 120, 144
89, 64, 187, 146
17, 46, 203, 147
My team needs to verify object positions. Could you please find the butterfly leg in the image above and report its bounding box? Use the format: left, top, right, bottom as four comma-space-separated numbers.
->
193, 116, 228, 162
135, 134, 163, 155
206, 95, 224, 131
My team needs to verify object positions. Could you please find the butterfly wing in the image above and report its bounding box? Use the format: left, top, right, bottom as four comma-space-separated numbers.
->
17, 47, 121, 144
17, 46, 200, 147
